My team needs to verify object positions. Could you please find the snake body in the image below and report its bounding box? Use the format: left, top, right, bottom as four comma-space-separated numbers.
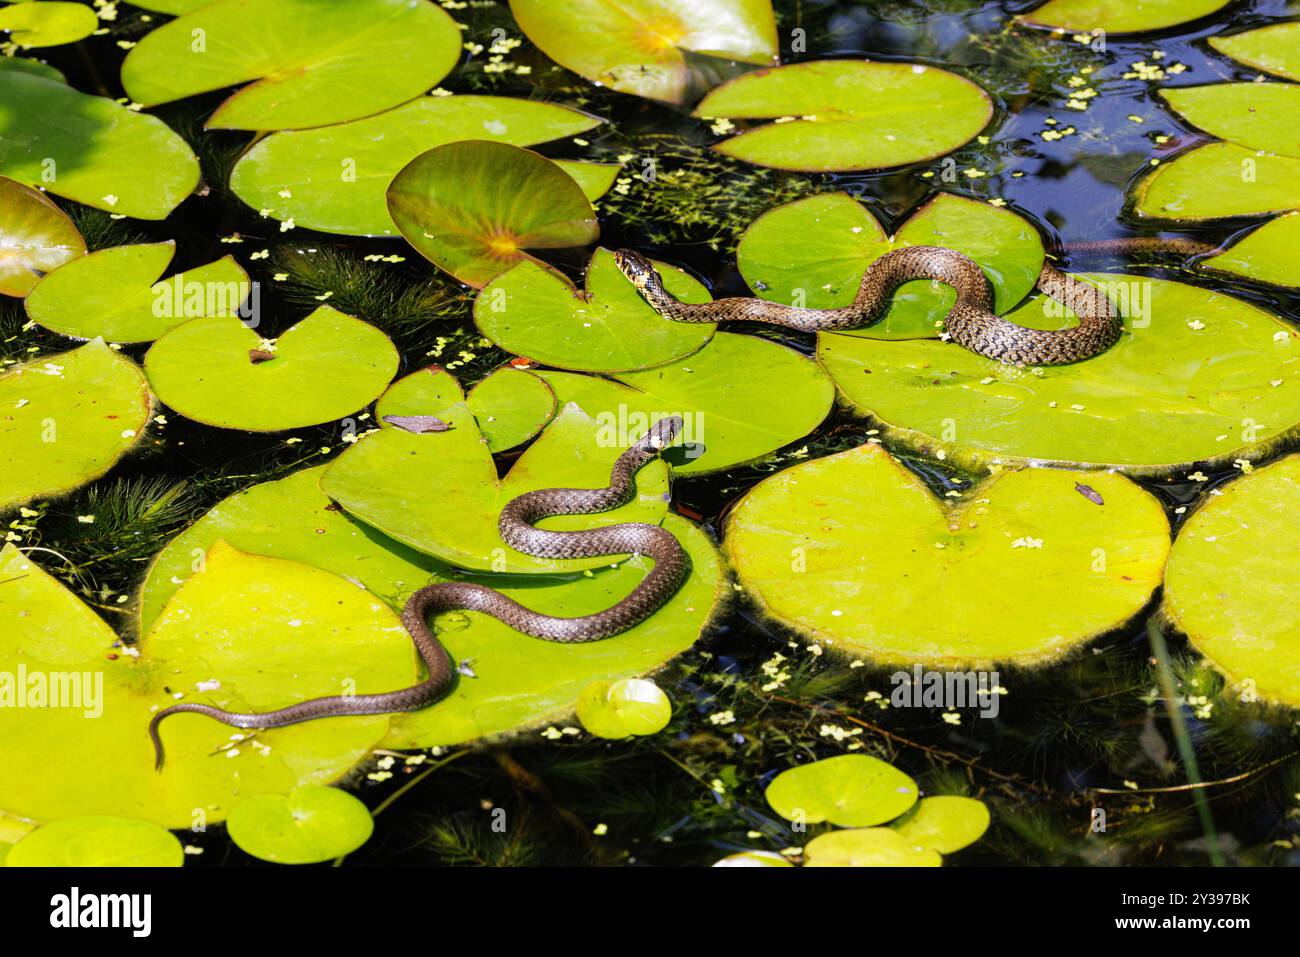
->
148, 416, 688, 769
614, 238, 1215, 365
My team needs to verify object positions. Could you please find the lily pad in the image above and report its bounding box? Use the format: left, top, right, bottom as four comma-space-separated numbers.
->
1200, 213, 1300, 288
227, 787, 373, 864
891, 796, 990, 854
230, 95, 604, 237
0, 175, 84, 297
323, 400, 669, 573
26, 241, 250, 342
7, 816, 183, 867
557, 160, 622, 203
819, 274, 1300, 472
144, 307, 398, 431
0, 1, 97, 48
724, 444, 1169, 666
537, 331, 836, 475
693, 60, 992, 172
0, 70, 199, 218
120, 0, 462, 131
765, 754, 918, 828
804, 828, 942, 867
737, 192, 1045, 339
1018, 0, 1230, 33
508, 0, 778, 104
383, 513, 722, 748
713, 850, 794, 867
1133, 143, 1300, 221
466, 366, 556, 451
0, 339, 151, 511
576, 677, 672, 738
389, 141, 599, 289
475, 248, 713, 372
1211, 23, 1300, 82
128, 0, 211, 13
0, 54, 64, 82
1164, 454, 1300, 708
1160, 84, 1300, 159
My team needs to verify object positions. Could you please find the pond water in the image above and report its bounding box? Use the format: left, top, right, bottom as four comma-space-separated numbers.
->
5, 0, 1299, 868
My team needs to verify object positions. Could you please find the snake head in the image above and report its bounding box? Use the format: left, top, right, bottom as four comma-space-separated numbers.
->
642, 415, 685, 452
613, 248, 657, 289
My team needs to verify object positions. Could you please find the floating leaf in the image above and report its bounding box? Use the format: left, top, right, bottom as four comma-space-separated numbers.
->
803, 827, 942, 867
7, 816, 183, 867
1133, 143, 1300, 221
227, 787, 373, 864
322, 399, 669, 573
26, 242, 250, 342
0, 71, 199, 219
1164, 455, 1300, 707
0, 340, 151, 511
475, 248, 713, 372
1018, 0, 1229, 33
144, 307, 398, 431
724, 444, 1169, 665
576, 677, 672, 738
891, 796, 990, 854
0, 1, 97, 48
0, 55, 64, 82
819, 274, 1300, 472
120, 0, 462, 131
1211, 23, 1300, 82
128, 0, 211, 13
694, 60, 991, 172
713, 850, 794, 867
229, 95, 603, 237
537, 331, 836, 475
383, 513, 723, 748
737, 192, 1044, 339
1200, 213, 1300, 289
467, 366, 556, 451
508, 0, 778, 104
556, 160, 622, 202
764, 755, 919, 828
0, 175, 84, 297
389, 142, 599, 288
1160, 84, 1300, 159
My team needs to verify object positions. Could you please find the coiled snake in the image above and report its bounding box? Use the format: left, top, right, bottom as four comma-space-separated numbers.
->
149, 416, 688, 769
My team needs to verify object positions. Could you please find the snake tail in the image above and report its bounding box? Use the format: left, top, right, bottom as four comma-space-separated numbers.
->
148, 415, 689, 771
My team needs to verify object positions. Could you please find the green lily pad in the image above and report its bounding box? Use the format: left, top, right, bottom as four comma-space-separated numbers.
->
737, 192, 1045, 339
765, 754, 919, 828
26, 242, 250, 342
120, 0, 462, 131
138, 465, 444, 633
322, 400, 669, 573
383, 512, 722, 748
713, 850, 794, 867
227, 787, 373, 864
128, 0, 211, 13
144, 307, 398, 431
536, 331, 835, 475
229, 95, 604, 237
0, 339, 151, 511
1018, 0, 1229, 32
0, 542, 414, 827
1164, 454, 1300, 708
389, 141, 599, 289
557, 160, 622, 203
1134, 143, 1300, 221
724, 444, 1170, 666
1160, 84, 1300, 159
1211, 23, 1300, 82
7, 816, 183, 867
693, 60, 992, 172
0, 175, 84, 297
804, 828, 942, 867
0, 1, 97, 48
819, 274, 1300, 472
1201, 213, 1300, 288
0, 54, 64, 82
508, 0, 778, 104
475, 248, 714, 372
891, 796, 990, 854
467, 366, 556, 451
576, 677, 672, 738
0, 70, 199, 219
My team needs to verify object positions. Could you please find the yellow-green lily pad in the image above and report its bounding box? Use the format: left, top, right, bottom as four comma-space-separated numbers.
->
724, 444, 1170, 666
0, 175, 84, 297
713, 850, 794, 867
1160, 84, 1300, 159
765, 754, 919, 827
1164, 454, 1300, 708
7, 816, 183, 867
0, 339, 151, 511
1211, 23, 1300, 82
1018, 0, 1229, 32
227, 787, 373, 865
804, 827, 942, 867
1134, 142, 1300, 221
0, 1, 97, 48
1200, 213, 1300, 288
693, 60, 992, 172
891, 795, 990, 854
26, 242, 250, 342
576, 677, 672, 738
467, 366, 557, 451
120, 0, 462, 131
144, 307, 398, 431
